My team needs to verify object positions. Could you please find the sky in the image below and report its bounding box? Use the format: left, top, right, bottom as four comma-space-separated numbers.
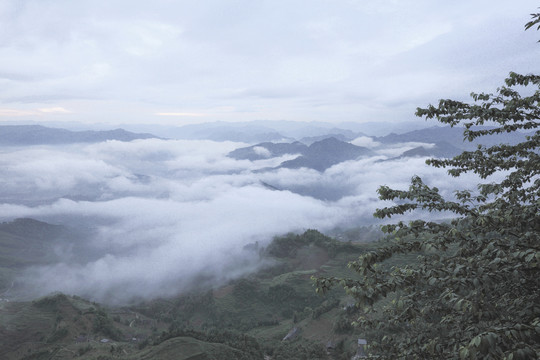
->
0, 0, 539, 126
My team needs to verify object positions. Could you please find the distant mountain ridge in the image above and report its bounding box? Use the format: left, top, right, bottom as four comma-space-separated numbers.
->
0, 218, 72, 291
298, 132, 357, 145
229, 137, 374, 172
117, 120, 367, 143
228, 141, 307, 161
279, 137, 374, 171
382, 141, 463, 161
0, 125, 160, 145
227, 125, 531, 175
375, 125, 531, 150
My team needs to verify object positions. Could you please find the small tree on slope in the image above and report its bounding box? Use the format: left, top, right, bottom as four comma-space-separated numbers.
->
315, 30, 540, 360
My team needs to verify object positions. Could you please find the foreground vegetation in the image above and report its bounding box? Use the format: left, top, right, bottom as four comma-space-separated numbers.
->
316, 73, 539, 360
313, 14, 540, 359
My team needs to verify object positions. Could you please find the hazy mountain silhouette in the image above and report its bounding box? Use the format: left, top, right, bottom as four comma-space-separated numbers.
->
0, 125, 159, 145
279, 137, 375, 172
390, 141, 463, 160
376, 125, 530, 150
228, 141, 307, 160
298, 132, 357, 145
229, 137, 374, 172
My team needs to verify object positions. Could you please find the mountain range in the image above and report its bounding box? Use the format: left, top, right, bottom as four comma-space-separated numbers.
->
375, 125, 530, 150
228, 135, 462, 172
2, 123, 529, 175
1, 122, 530, 149
114, 119, 424, 140
229, 137, 375, 172
0, 125, 159, 145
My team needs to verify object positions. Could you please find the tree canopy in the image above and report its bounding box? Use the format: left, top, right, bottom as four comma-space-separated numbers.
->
315, 26, 539, 360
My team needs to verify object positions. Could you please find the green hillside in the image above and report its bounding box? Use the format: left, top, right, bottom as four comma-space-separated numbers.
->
0, 226, 389, 359
0, 219, 69, 291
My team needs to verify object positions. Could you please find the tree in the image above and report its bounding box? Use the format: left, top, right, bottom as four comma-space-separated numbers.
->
525, 9, 540, 39
315, 25, 540, 360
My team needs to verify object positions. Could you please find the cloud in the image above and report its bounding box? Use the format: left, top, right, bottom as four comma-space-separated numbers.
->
0, 0, 538, 124
38, 107, 71, 113
13, 184, 340, 302
0, 136, 509, 304
156, 112, 208, 117
0, 139, 343, 303
350, 136, 381, 148
253, 146, 271, 158
0, 107, 71, 117
0, 109, 37, 116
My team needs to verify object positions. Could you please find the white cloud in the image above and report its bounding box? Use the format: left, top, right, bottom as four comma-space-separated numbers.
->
253, 146, 271, 158
0, 109, 37, 116
156, 112, 208, 117
38, 107, 71, 113
350, 136, 381, 148
0, 137, 503, 303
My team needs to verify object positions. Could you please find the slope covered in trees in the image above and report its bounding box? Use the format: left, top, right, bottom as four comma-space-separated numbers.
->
0, 230, 379, 359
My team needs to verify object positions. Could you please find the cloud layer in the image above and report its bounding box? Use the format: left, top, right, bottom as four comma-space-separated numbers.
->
0, 138, 493, 303
0, 0, 539, 124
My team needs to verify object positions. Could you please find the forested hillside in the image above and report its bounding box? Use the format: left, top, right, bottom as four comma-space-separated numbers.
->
0, 229, 388, 359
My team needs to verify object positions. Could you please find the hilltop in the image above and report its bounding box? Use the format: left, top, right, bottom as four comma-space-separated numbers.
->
229, 137, 374, 172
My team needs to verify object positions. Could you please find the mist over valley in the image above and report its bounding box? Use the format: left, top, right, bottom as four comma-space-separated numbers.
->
0, 122, 513, 304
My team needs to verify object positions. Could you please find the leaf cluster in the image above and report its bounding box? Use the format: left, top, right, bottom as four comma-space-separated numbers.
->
315, 72, 540, 359
525, 9, 540, 41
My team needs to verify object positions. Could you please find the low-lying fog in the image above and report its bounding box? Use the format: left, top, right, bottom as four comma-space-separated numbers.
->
0, 138, 486, 304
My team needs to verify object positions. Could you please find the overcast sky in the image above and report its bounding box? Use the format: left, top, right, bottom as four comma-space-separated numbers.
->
0, 0, 538, 126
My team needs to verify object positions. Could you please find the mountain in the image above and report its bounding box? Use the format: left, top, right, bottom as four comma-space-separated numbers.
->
228, 125, 528, 171
376, 126, 467, 145
279, 137, 375, 172
0, 125, 159, 145
336, 120, 433, 136
228, 141, 307, 161
393, 141, 463, 160
0, 218, 65, 241
171, 121, 363, 141
177, 125, 290, 142
298, 132, 357, 145
229, 137, 375, 172
0, 219, 67, 290
129, 122, 293, 143
0, 218, 95, 293
121, 121, 368, 143
376, 125, 531, 150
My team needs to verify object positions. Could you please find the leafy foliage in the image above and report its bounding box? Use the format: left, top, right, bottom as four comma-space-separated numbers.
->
266, 229, 358, 258
525, 9, 540, 40
315, 71, 540, 359
92, 308, 123, 341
